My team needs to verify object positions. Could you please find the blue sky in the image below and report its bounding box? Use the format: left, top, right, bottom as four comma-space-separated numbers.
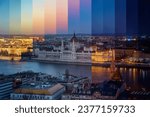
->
0, 0, 128, 35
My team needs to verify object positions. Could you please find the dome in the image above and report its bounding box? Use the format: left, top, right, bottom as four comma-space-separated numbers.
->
70, 33, 78, 42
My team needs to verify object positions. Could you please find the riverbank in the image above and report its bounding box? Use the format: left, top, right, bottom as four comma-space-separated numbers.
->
1, 56, 150, 69
93, 62, 150, 69
24, 59, 92, 66
23, 58, 150, 69
0, 56, 21, 61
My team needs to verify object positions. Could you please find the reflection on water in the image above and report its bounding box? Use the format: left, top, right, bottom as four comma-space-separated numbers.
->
0, 60, 150, 90
0, 60, 91, 79
92, 67, 111, 83
92, 66, 150, 90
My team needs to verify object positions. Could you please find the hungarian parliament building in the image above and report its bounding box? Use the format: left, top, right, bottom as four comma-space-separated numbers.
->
33, 34, 113, 64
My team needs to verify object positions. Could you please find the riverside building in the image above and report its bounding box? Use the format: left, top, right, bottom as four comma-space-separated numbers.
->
33, 34, 113, 64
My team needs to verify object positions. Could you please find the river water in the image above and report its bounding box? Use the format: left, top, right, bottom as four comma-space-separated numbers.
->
0, 60, 150, 90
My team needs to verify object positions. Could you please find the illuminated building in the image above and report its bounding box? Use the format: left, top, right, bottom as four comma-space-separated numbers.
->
33, 34, 113, 64
11, 83, 65, 100
0, 37, 33, 60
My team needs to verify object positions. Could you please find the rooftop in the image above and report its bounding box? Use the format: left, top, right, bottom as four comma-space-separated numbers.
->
0, 78, 13, 84
14, 83, 65, 95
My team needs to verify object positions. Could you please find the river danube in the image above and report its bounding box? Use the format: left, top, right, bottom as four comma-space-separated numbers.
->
0, 60, 150, 90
